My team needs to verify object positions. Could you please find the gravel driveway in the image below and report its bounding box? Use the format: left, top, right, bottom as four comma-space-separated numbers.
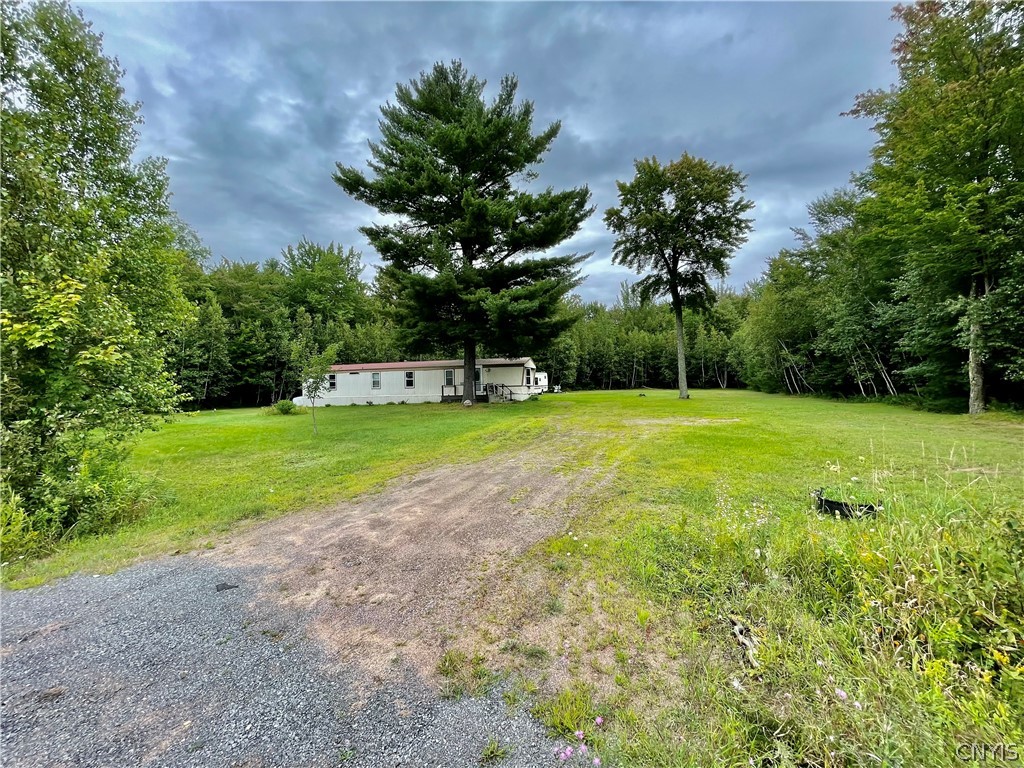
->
1, 556, 556, 767
0, 454, 591, 767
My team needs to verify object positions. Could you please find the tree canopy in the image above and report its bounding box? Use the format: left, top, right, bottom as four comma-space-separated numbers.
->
849, 0, 1024, 413
334, 60, 593, 401
605, 154, 753, 398
1, 0, 190, 547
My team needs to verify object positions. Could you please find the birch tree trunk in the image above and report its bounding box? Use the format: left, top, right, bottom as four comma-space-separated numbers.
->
967, 320, 985, 414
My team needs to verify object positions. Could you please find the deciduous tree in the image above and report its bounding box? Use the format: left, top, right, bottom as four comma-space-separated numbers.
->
290, 310, 338, 435
850, 1, 1024, 413
1, 0, 189, 545
605, 154, 753, 398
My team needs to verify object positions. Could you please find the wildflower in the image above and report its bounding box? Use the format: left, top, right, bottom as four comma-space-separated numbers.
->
580, 744, 588, 754
595, 716, 604, 726
594, 759, 601, 766
835, 688, 848, 701
853, 701, 863, 710
575, 730, 585, 740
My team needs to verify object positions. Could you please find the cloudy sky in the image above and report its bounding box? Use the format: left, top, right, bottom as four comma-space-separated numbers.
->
82, 1, 899, 303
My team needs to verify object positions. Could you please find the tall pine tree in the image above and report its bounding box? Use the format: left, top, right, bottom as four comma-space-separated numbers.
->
334, 61, 592, 401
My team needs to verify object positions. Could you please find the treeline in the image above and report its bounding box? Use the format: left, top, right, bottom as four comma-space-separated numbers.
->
167, 237, 403, 408
173, 197, 1024, 410
534, 188, 1024, 409
532, 285, 744, 392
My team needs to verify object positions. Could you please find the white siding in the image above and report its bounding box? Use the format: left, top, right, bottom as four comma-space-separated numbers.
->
293, 358, 548, 406
485, 363, 544, 401
295, 368, 448, 405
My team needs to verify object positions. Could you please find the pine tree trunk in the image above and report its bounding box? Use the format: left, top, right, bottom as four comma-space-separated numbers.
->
463, 339, 477, 403
672, 305, 689, 399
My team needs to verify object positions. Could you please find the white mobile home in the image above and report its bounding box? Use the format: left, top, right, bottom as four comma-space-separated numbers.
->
293, 357, 548, 406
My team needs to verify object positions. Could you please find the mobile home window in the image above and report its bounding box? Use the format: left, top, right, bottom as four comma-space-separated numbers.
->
327, 374, 337, 391
371, 372, 381, 389
405, 371, 415, 389
444, 369, 455, 387
525, 368, 532, 386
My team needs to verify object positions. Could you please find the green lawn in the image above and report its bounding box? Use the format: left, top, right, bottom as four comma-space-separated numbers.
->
7, 390, 1023, 766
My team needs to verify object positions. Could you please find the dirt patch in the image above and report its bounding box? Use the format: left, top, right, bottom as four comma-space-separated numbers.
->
624, 417, 741, 427
214, 449, 600, 682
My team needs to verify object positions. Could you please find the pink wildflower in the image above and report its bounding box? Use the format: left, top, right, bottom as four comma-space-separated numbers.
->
580, 744, 588, 754
595, 716, 604, 726
575, 730, 585, 740
835, 688, 848, 701
594, 759, 601, 766
566, 746, 574, 757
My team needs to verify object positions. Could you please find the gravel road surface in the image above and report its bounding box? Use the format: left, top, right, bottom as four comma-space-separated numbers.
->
1, 555, 557, 768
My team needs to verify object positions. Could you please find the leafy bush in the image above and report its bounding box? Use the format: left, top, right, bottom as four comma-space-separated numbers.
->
1, 1, 186, 562
0, 487, 42, 563
0, 434, 153, 568
273, 399, 296, 415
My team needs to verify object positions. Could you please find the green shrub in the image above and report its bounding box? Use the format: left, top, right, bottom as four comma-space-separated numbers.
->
0, 486, 43, 563
273, 399, 297, 415
0, 439, 152, 570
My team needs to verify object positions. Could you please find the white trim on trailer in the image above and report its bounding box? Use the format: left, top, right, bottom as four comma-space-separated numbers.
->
293, 357, 549, 406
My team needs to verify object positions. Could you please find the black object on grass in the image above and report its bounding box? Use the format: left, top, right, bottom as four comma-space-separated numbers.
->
812, 489, 881, 519
214, 582, 239, 592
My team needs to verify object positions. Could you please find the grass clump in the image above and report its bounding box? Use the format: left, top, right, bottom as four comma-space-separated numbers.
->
534, 392, 1024, 766
437, 649, 501, 699
479, 736, 508, 764
532, 682, 600, 739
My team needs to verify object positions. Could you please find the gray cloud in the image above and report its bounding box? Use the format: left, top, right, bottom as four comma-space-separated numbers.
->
82, 1, 898, 300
